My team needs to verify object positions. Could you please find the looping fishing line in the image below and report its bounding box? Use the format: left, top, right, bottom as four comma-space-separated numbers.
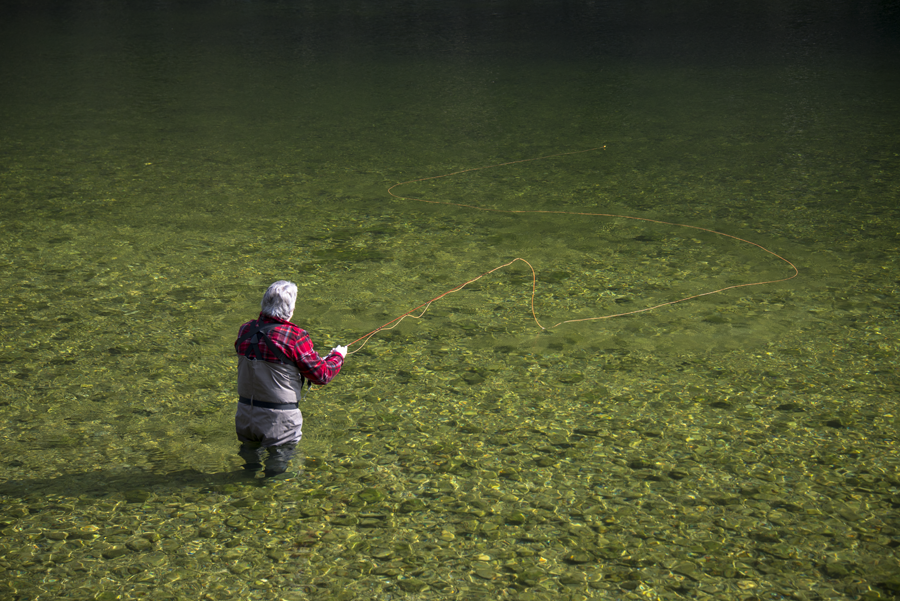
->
347, 146, 799, 353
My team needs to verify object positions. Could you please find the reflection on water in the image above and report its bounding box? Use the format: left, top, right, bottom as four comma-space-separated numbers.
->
1, 1, 898, 599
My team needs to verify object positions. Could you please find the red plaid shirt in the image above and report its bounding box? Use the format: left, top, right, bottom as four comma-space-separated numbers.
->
235, 313, 343, 386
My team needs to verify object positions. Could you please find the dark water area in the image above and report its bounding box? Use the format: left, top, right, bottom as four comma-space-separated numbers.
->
1, 1, 899, 600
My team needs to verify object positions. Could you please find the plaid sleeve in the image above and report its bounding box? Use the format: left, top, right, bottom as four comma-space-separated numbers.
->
289, 330, 344, 386
235, 320, 253, 355
268, 323, 343, 386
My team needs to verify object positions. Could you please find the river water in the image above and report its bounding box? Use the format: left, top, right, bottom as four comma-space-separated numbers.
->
1, 1, 898, 599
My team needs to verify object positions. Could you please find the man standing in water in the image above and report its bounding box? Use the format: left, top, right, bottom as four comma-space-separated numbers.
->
234, 280, 347, 478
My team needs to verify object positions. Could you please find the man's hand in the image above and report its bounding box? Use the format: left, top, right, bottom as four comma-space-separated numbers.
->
331, 345, 348, 358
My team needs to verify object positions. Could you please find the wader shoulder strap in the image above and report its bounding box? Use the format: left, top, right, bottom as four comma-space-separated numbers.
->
237, 320, 309, 389
237, 320, 290, 363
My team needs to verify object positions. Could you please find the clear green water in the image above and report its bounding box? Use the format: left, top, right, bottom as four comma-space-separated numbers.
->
1, 1, 898, 599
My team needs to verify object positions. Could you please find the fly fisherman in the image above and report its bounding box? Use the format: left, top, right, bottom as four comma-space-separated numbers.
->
234, 280, 347, 478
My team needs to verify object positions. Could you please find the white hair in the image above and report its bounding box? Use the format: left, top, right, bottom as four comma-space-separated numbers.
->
260, 280, 297, 321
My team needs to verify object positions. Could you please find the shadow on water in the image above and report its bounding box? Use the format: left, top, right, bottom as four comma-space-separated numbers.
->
0, 468, 255, 500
